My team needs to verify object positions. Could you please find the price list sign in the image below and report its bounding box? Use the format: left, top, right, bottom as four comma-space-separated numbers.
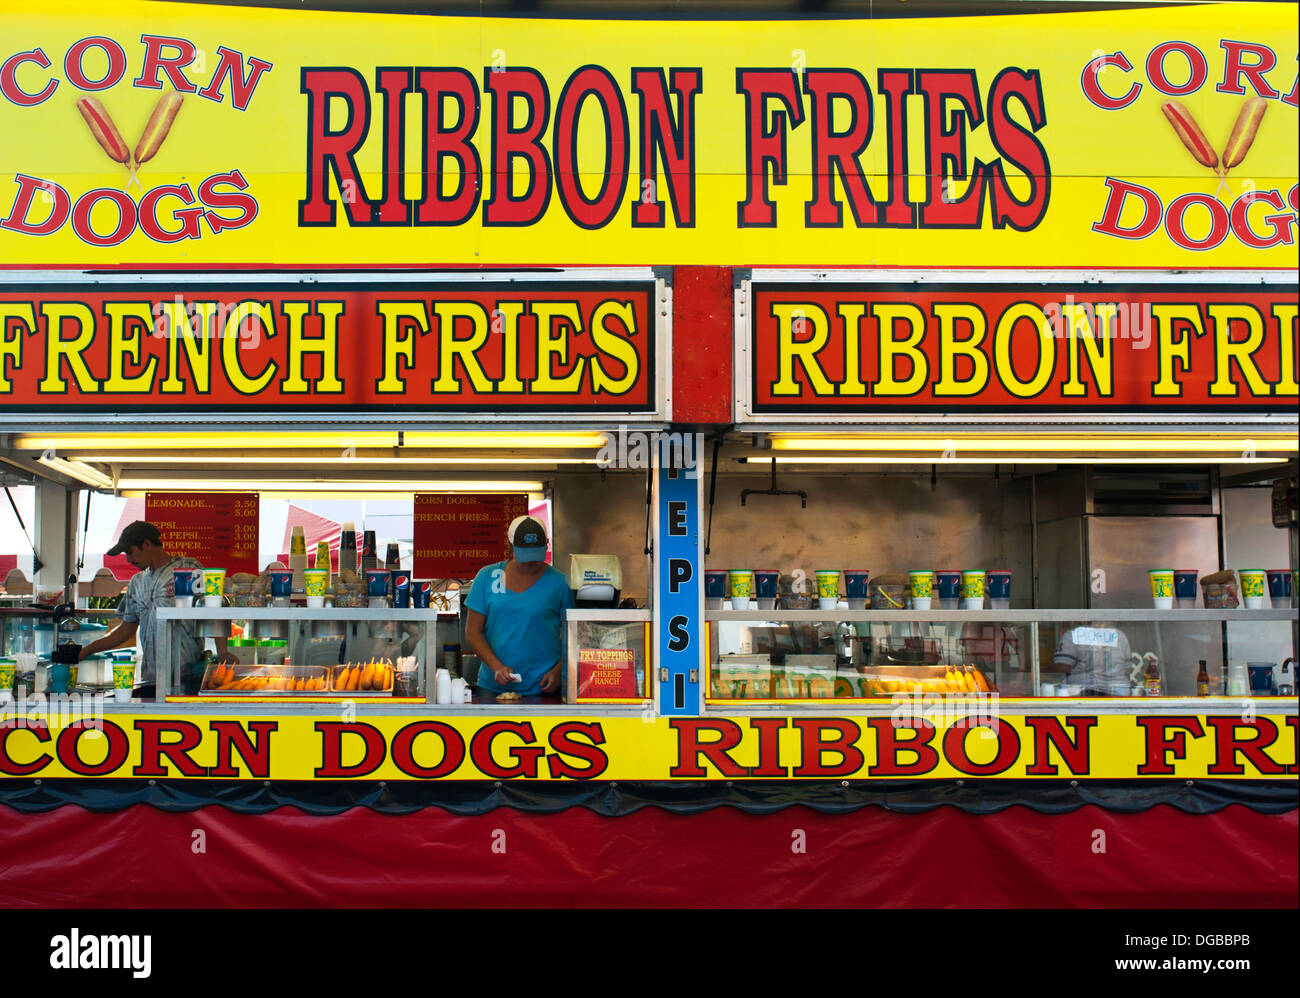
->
145, 493, 260, 576
413, 494, 528, 579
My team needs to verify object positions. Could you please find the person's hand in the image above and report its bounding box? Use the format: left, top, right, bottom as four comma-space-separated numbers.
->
77, 646, 89, 662
539, 663, 561, 694
493, 663, 516, 686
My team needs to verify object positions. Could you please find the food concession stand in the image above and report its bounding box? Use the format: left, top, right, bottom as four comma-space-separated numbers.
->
0, 0, 1296, 908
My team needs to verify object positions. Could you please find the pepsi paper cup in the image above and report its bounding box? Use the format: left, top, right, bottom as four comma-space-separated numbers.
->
269, 570, 293, 599
844, 570, 870, 609
391, 571, 411, 608
413, 580, 433, 609
366, 569, 390, 599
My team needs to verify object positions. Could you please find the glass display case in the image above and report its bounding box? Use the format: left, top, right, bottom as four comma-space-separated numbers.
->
706, 609, 1298, 703
566, 609, 652, 704
156, 606, 457, 701
1, 606, 110, 660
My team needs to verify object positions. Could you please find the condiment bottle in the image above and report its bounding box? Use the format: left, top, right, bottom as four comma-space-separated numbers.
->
1196, 660, 1209, 697
1144, 655, 1162, 696
435, 668, 452, 705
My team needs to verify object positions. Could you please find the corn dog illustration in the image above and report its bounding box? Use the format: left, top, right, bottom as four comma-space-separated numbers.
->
75, 92, 184, 192
134, 92, 184, 168
76, 96, 132, 166
1161, 100, 1218, 171
1220, 96, 1267, 175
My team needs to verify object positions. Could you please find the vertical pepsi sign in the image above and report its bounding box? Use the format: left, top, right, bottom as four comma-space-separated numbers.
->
655, 433, 703, 715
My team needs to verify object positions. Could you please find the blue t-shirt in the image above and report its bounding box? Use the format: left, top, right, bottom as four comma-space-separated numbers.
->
466, 561, 574, 696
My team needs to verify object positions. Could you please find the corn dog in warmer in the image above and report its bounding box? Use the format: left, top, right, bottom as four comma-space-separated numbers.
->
1220, 97, 1267, 173
76, 96, 131, 164
1161, 100, 1218, 171
134, 92, 184, 166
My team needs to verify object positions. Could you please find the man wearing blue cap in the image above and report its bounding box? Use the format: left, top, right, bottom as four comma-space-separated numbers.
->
465, 515, 574, 698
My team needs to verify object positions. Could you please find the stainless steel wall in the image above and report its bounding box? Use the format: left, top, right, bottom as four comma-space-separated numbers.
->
553, 471, 653, 602
553, 469, 1033, 605
702, 470, 1031, 600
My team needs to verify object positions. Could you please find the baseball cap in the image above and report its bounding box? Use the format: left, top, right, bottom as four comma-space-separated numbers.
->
107, 520, 162, 556
507, 515, 548, 563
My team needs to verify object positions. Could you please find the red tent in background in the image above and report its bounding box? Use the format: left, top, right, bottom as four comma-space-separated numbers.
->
278, 506, 342, 570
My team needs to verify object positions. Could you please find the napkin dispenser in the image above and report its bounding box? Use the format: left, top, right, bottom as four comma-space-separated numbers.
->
568, 554, 622, 609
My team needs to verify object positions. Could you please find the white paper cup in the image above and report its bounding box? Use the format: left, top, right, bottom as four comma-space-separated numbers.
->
1152, 596, 1174, 609
732, 597, 751, 610
706, 597, 724, 610
1243, 596, 1265, 609
203, 595, 223, 607
911, 596, 932, 610
306, 596, 325, 609
1174, 597, 1196, 609
962, 597, 984, 610
756, 597, 776, 610
989, 598, 1010, 610
113, 687, 132, 702
817, 597, 838, 610
175, 597, 191, 608
368, 597, 387, 608
1040, 683, 1056, 697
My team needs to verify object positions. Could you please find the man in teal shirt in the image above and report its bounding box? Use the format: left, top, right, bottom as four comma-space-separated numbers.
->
466, 516, 574, 697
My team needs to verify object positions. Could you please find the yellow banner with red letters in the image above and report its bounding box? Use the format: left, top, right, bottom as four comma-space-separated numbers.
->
0, 0, 1294, 268
1, 706, 1294, 780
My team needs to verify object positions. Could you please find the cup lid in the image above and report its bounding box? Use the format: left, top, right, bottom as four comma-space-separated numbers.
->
987, 569, 1012, 575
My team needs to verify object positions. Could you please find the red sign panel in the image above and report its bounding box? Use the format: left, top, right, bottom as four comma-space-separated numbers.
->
577, 647, 640, 701
145, 492, 259, 576
750, 286, 1298, 411
413, 494, 528, 579
0, 282, 654, 412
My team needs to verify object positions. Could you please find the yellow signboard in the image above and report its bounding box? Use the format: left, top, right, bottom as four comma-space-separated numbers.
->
1, 707, 1294, 780
0, 0, 1294, 268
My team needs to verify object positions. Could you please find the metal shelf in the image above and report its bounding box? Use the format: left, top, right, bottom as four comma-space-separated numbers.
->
708, 609, 1297, 623
158, 607, 456, 621
567, 609, 651, 622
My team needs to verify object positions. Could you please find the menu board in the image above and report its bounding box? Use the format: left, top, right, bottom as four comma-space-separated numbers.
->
577, 648, 640, 701
413, 494, 528, 579
145, 493, 260, 576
